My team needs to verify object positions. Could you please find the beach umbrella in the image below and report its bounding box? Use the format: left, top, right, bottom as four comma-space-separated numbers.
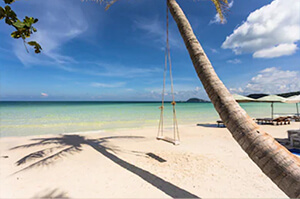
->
284, 95, 300, 116
256, 95, 286, 119
284, 95, 300, 103
232, 94, 256, 102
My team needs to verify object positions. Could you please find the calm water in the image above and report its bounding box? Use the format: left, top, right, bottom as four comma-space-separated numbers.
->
0, 101, 298, 137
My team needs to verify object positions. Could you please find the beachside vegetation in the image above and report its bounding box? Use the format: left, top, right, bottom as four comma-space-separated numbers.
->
0, 0, 41, 53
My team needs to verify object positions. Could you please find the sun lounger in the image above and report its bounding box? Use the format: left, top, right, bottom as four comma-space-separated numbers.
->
256, 118, 274, 125
216, 120, 225, 127
273, 117, 291, 125
293, 116, 300, 122
256, 117, 290, 125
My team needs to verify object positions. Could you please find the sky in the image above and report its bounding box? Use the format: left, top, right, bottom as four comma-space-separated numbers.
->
0, 0, 299, 101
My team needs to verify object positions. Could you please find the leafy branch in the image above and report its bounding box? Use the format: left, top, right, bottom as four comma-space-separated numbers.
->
0, 0, 42, 53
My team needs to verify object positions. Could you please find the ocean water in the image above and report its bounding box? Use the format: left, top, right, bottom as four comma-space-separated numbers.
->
0, 101, 298, 137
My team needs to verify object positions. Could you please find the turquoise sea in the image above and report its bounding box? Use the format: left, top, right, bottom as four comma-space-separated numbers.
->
0, 101, 298, 137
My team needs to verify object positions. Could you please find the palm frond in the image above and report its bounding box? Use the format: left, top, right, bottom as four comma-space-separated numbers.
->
211, 0, 229, 23
105, 0, 119, 10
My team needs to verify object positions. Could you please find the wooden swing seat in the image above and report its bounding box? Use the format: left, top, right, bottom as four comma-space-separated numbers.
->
157, 136, 180, 145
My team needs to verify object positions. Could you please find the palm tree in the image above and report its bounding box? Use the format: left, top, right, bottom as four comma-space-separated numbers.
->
165, 0, 300, 197
3, 0, 300, 197
96, 0, 300, 197
87, 0, 300, 197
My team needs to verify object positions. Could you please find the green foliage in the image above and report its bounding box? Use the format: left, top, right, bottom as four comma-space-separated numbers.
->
27, 41, 42, 53
0, 0, 42, 53
4, 0, 16, 4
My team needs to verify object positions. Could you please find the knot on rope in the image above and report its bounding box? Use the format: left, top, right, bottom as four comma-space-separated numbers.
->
171, 101, 176, 105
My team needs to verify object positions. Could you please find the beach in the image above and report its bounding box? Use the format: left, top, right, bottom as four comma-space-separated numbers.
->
1, 0, 300, 197
1, 122, 299, 198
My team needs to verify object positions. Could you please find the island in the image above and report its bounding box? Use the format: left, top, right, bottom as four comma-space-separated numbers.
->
186, 98, 210, 103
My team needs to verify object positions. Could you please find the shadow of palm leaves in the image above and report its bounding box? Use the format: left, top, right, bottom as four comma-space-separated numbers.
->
32, 188, 69, 199
11, 134, 199, 198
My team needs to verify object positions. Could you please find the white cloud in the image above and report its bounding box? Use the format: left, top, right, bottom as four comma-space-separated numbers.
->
222, 0, 300, 58
41, 92, 48, 97
134, 17, 182, 49
195, 86, 201, 92
229, 87, 244, 94
210, 48, 218, 53
227, 58, 241, 64
209, 1, 234, 25
146, 85, 208, 101
233, 67, 300, 94
91, 82, 126, 88
84, 62, 162, 78
253, 43, 298, 58
14, 0, 88, 66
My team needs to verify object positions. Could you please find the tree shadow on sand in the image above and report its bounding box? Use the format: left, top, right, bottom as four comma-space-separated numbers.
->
11, 134, 199, 198
32, 188, 69, 199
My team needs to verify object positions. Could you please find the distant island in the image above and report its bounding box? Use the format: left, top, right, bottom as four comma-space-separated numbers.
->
186, 98, 210, 103
247, 91, 300, 99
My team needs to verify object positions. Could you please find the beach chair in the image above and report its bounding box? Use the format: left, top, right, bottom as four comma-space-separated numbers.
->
293, 116, 300, 122
288, 129, 300, 140
256, 118, 264, 124
256, 118, 274, 125
273, 117, 291, 125
216, 120, 225, 127
291, 134, 300, 148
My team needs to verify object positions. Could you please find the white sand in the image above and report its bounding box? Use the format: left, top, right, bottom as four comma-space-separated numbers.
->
1, 122, 299, 198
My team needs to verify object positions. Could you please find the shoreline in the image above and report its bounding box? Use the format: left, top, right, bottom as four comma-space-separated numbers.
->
0, 121, 219, 138
1, 122, 299, 198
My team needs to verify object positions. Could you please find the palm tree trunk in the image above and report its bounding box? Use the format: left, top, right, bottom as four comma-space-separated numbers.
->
167, 0, 300, 197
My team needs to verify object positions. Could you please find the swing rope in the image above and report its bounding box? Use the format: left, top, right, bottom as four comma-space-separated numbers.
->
157, 1, 180, 145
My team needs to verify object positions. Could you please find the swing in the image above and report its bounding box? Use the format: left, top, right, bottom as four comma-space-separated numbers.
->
157, 3, 180, 146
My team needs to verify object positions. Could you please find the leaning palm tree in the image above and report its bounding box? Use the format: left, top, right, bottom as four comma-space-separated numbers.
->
3, 0, 300, 197
166, 0, 300, 198
98, 0, 300, 197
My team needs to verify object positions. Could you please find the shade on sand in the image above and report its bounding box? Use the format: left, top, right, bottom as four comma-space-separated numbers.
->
232, 94, 256, 102
256, 95, 286, 119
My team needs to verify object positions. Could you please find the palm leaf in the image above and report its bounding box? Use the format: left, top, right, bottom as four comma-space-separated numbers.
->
211, 0, 229, 23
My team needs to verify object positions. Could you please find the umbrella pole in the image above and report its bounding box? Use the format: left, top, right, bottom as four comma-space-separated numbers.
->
271, 102, 274, 119
296, 103, 299, 116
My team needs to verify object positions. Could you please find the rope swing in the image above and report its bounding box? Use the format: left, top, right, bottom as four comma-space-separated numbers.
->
157, 2, 180, 145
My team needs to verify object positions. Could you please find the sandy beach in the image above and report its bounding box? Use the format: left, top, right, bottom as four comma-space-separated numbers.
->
1, 122, 299, 198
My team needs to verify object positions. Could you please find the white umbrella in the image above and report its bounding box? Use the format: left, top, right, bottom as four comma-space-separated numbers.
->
284, 95, 300, 116
256, 95, 286, 119
256, 95, 286, 102
284, 95, 300, 103
232, 94, 256, 102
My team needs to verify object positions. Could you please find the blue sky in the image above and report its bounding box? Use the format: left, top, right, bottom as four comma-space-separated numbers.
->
0, 0, 299, 101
